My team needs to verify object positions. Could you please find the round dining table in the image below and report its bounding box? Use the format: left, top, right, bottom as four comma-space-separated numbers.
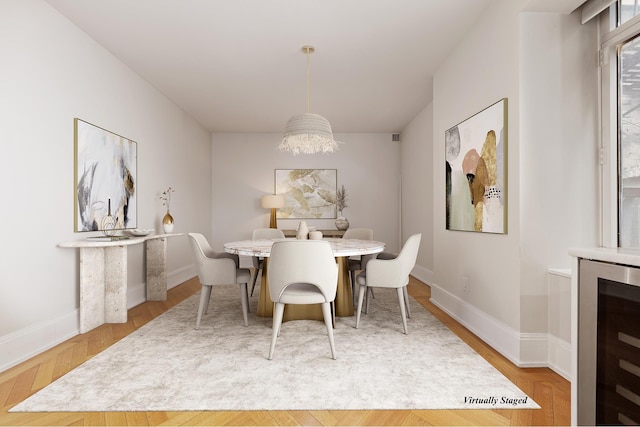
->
224, 237, 385, 322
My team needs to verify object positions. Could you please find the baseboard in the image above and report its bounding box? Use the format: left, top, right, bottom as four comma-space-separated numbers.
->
547, 334, 572, 381
127, 264, 197, 308
0, 265, 197, 374
411, 264, 433, 286
429, 282, 562, 370
0, 310, 78, 374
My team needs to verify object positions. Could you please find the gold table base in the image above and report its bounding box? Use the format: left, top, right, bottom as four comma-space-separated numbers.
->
256, 257, 354, 321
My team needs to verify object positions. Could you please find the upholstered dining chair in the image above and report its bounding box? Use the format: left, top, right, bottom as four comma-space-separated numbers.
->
369, 250, 412, 319
355, 233, 421, 334
250, 228, 285, 297
188, 232, 251, 329
342, 227, 375, 306
267, 240, 339, 360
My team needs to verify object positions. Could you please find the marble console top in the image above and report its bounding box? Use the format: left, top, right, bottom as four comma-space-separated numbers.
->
224, 238, 385, 258
569, 246, 640, 268
59, 233, 184, 248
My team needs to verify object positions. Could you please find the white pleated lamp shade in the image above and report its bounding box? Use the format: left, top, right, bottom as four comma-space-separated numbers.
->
279, 113, 339, 155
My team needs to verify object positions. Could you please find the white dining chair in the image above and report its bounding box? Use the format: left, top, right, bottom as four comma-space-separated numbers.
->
355, 233, 421, 334
250, 228, 285, 297
370, 250, 412, 319
342, 227, 375, 306
267, 240, 339, 360
188, 233, 251, 329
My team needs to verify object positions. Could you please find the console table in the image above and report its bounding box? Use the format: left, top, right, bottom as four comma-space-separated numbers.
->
282, 229, 345, 238
59, 233, 183, 333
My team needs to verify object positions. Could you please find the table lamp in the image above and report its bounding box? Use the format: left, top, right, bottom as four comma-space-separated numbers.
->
261, 194, 285, 228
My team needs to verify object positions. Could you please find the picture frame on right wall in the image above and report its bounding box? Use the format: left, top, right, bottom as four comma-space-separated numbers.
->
445, 98, 507, 234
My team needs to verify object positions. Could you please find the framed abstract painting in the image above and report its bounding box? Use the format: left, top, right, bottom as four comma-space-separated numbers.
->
445, 98, 507, 234
74, 118, 137, 232
275, 169, 337, 219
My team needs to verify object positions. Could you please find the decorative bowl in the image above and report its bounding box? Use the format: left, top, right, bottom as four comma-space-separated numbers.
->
128, 228, 154, 236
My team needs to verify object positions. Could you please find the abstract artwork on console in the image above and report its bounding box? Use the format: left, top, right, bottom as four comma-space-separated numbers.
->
445, 98, 507, 234
275, 169, 337, 219
74, 118, 137, 232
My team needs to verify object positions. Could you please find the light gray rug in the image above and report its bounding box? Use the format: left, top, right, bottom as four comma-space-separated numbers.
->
11, 285, 539, 412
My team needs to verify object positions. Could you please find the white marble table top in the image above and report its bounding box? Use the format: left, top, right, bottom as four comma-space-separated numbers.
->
224, 238, 385, 258
59, 233, 184, 248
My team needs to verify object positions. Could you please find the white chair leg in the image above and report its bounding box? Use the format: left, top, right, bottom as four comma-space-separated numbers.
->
239, 283, 249, 327
355, 284, 366, 328
397, 287, 408, 334
331, 301, 336, 329
322, 302, 336, 360
350, 270, 355, 306
350, 269, 357, 307
204, 285, 213, 315
244, 285, 251, 313
195, 286, 212, 330
245, 282, 250, 313
250, 266, 259, 297
365, 285, 371, 314
403, 286, 411, 318
268, 302, 285, 360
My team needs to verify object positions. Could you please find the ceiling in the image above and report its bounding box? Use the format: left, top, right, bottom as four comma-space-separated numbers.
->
44, 0, 586, 134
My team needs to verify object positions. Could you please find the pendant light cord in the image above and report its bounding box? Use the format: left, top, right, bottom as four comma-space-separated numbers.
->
306, 47, 310, 113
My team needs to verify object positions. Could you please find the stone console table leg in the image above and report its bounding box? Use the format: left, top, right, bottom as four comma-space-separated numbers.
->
104, 245, 128, 323
146, 236, 167, 301
78, 245, 127, 332
79, 247, 106, 334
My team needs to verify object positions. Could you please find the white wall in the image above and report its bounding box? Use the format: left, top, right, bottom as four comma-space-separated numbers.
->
0, 0, 210, 371
433, 0, 523, 332
210, 133, 401, 257
519, 12, 598, 331
0, 0, 599, 375
399, 103, 434, 284
428, 0, 598, 366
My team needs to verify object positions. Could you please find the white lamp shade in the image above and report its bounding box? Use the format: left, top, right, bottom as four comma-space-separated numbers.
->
279, 113, 339, 155
262, 194, 285, 209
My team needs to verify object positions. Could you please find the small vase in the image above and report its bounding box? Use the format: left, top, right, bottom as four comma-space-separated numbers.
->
296, 220, 309, 239
162, 210, 174, 233
335, 216, 350, 231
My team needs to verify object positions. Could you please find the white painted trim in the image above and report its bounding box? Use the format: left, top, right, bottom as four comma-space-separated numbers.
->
0, 266, 197, 374
430, 282, 521, 365
519, 333, 549, 366
411, 264, 433, 287
169, 264, 197, 290
581, 0, 615, 24
0, 310, 78, 374
429, 282, 554, 368
548, 268, 572, 278
548, 334, 572, 381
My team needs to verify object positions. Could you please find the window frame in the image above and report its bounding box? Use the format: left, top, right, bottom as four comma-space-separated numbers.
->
600, 7, 640, 247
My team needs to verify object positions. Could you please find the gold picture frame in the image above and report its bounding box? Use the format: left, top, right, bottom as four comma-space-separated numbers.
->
445, 98, 507, 234
275, 169, 337, 219
74, 118, 137, 232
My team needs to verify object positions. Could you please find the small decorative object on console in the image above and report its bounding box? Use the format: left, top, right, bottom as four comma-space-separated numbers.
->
335, 184, 350, 230
101, 198, 117, 236
128, 228, 154, 236
296, 220, 309, 239
309, 230, 323, 240
159, 187, 175, 233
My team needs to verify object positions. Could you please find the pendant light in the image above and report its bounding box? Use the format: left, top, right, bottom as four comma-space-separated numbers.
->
279, 45, 339, 155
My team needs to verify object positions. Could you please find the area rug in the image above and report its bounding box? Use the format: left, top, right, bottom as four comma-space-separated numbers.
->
10, 285, 539, 412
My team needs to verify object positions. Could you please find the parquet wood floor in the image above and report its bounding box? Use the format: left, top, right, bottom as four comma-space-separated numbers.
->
0, 276, 570, 426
